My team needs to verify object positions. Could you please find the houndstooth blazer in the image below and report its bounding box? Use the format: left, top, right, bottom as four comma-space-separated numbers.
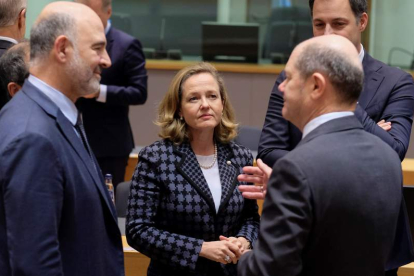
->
126, 139, 260, 276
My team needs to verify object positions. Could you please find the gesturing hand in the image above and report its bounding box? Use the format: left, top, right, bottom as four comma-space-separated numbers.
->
238, 159, 272, 200
199, 240, 242, 264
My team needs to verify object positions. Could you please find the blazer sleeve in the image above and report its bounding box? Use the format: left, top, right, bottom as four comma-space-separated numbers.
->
236, 151, 260, 245
1, 133, 64, 275
354, 72, 414, 160
257, 71, 292, 166
237, 158, 313, 276
105, 38, 148, 106
125, 147, 203, 271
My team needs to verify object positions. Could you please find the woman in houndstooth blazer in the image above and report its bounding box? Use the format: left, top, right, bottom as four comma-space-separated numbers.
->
126, 62, 260, 276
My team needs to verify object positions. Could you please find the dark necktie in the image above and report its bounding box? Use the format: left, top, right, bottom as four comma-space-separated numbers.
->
75, 112, 97, 172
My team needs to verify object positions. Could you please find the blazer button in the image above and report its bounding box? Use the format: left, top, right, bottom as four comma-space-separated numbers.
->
227, 161, 231, 165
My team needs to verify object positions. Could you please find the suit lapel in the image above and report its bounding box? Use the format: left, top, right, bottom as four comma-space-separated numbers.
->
105, 27, 115, 54
173, 142, 240, 215
22, 82, 117, 220
216, 143, 238, 214
174, 142, 216, 213
359, 53, 385, 109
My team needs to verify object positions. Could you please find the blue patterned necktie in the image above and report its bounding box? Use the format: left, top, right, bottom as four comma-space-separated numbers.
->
75, 112, 97, 172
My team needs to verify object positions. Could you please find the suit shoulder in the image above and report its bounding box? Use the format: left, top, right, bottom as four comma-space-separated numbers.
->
138, 140, 173, 162
369, 55, 413, 80
110, 27, 142, 46
229, 141, 253, 163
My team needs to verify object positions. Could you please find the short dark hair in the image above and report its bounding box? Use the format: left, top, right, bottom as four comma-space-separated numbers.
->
0, 0, 26, 27
30, 13, 76, 63
295, 43, 363, 104
309, 0, 368, 20
0, 41, 29, 108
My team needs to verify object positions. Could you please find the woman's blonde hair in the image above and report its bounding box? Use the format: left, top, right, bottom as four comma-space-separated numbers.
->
156, 62, 238, 144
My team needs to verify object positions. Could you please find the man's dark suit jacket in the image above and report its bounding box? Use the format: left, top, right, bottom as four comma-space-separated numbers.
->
0, 39, 14, 58
77, 26, 148, 158
258, 52, 414, 164
239, 116, 410, 276
0, 81, 124, 275
126, 140, 260, 276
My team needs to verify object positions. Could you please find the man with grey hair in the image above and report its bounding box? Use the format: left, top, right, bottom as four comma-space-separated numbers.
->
0, 2, 124, 275
75, 0, 148, 190
0, 41, 29, 110
237, 35, 405, 276
0, 0, 26, 57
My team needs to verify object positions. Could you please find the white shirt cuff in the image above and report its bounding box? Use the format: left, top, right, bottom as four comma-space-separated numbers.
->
96, 84, 107, 103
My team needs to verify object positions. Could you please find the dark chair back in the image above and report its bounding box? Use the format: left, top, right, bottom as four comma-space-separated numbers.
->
234, 126, 262, 153
116, 181, 131, 218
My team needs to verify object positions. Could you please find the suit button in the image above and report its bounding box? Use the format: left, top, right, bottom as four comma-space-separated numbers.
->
227, 161, 231, 165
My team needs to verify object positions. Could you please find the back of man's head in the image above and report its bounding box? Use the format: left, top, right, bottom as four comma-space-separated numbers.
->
295, 35, 363, 105
0, 41, 29, 109
309, 0, 367, 19
0, 0, 26, 27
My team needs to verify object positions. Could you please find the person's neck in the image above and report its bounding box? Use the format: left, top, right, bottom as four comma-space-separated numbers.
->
189, 130, 215, 155
299, 104, 355, 132
30, 66, 77, 103
0, 26, 22, 41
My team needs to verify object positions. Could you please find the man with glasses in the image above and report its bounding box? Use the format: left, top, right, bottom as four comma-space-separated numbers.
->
0, 0, 26, 57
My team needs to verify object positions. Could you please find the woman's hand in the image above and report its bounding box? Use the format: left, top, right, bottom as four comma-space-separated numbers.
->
199, 240, 242, 264
220, 235, 251, 253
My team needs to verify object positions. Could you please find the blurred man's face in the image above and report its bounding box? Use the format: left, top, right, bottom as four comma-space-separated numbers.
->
311, 0, 367, 52
87, 0, 112, 28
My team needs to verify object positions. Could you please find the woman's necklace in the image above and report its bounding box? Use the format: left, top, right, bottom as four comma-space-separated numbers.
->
198, 143, 217, 170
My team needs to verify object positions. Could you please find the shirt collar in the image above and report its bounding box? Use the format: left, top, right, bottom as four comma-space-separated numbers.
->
302, 111, 354, 139
359, 44, 364, 63
28, 75, 78, 126
0, 36, 18, 45
105, 20, 111, 35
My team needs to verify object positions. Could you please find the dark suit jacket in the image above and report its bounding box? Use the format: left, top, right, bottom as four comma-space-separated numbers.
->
0, 39, 14, 58
258, 52, 414, 165
0, 81, 124, 275
126, 140, 260, 276
77, 26, 148, 157
239, 116, 411, 276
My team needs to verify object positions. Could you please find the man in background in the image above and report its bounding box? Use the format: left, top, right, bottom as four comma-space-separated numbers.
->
0, 0, 26, 57
258, 0, 414, 164
238, 34, 406, 276
0, 41, 29, 110
0, 2, 124, 275
75, 0, 148, 190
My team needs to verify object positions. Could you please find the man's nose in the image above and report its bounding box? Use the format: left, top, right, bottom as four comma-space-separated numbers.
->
324, 25, 334, 35
100, 50, 112, 69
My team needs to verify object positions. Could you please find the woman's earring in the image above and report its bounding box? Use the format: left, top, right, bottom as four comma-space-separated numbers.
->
180, 116, 183, 121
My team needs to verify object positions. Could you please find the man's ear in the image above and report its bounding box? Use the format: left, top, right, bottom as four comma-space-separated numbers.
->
359, 13, 368, 32
310, 72, 326, 100
107, 6, 112, 18
7, 82, 22, 98
18, 8, 26, 39
54, 35, 72, 63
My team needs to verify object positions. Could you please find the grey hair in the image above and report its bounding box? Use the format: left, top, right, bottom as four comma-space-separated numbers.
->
0, 0, 26, 27
309, 0, 368, 21
295, 43, 364, 104
30, 13, 77, 63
